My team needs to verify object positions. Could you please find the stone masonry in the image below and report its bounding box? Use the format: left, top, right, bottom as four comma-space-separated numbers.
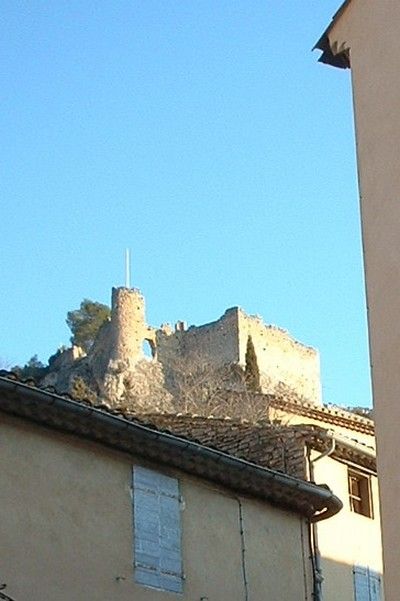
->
43, 286, 321, 407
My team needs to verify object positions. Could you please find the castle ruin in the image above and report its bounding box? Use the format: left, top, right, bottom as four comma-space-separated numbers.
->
43, 286, 321, 409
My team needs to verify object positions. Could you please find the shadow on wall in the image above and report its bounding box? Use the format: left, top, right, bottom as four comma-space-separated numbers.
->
318, 557, 384, 601
0, 551, 383, 601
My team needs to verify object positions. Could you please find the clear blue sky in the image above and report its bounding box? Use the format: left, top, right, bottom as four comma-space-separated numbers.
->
0, 1, 371, 408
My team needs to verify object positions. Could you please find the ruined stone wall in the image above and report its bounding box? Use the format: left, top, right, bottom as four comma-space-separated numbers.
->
98, 291, 321, 405
156, 308, 240, 368
42, 287, 321, 407
237, 311, 321, 404
155, 304, 320, 405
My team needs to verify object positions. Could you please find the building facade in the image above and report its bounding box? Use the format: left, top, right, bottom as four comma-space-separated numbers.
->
315, 3, 400, 598
142, 407, 384, 601
0, 375, 340, 601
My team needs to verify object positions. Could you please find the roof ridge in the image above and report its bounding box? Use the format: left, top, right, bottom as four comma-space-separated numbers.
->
270, 396, 374, 432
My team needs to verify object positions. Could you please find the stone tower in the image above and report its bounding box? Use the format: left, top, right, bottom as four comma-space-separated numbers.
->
109, 287, 147, 367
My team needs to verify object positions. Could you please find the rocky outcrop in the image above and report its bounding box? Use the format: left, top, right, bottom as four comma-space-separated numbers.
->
42, 286, 322, 410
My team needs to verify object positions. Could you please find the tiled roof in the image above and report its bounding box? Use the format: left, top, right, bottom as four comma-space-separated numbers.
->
269, 395, 374, 435
133, 413, 309, 479
0, 371, 376, 475
132, 413, 376, 477
0, 374, 343, 520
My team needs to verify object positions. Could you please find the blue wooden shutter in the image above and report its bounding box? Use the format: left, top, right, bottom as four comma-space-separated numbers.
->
133, 466, 183, 593
368, 570, 382, 601
353, 566, 370, 601
353, 566, 382, 601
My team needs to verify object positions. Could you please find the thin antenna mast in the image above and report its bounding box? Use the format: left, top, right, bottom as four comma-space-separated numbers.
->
125, 248, 131, 288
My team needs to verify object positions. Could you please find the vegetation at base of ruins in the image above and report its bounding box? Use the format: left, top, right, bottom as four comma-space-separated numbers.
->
244, 335, 261, 393
161, 355, 270, 421
11, 354, 48, 381
70, 376, 98, 403
66, 299, 110, 353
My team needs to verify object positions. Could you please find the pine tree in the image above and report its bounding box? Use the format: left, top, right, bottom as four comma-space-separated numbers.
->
66, 299, 110, 353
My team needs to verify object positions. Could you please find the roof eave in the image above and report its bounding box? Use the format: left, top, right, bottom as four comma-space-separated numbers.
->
0, 377, 342, 521
314, 35, 350, 70
270, 396, 374, 435
313, 0, 352, 69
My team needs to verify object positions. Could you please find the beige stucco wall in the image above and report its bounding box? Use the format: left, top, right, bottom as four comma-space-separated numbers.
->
0, 413, 312, 601
313, 453, 384, 600
323, 3, 400, 598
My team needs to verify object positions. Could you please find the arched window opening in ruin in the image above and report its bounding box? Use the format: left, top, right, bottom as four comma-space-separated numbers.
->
142, 339, 156, 360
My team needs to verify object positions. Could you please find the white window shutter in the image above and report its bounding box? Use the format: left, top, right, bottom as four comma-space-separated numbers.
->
353, 566, 370, 601
133, 467, 183, 593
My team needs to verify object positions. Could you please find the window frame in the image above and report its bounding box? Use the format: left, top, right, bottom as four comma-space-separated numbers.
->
348, 467, 374, 519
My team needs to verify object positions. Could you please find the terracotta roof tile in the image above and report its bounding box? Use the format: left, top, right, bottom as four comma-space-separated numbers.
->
0, 371, 375, 475
0, 374, 343, 520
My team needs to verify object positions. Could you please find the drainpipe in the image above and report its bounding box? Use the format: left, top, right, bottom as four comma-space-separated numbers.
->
308, 437, 336, 601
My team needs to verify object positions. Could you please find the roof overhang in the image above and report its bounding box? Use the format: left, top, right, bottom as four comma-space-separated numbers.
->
270, 395, 374, 436
314, 0, 352, 69
305, 428, 377, 473
0, 377, 342, 522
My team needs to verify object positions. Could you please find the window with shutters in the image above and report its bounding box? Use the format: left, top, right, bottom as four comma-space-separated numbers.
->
348, 468, 373, 518
353, 566, 382, 601
132, 466, 183, 593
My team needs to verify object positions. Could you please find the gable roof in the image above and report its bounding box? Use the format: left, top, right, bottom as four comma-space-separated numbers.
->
0, 375, 342, 521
